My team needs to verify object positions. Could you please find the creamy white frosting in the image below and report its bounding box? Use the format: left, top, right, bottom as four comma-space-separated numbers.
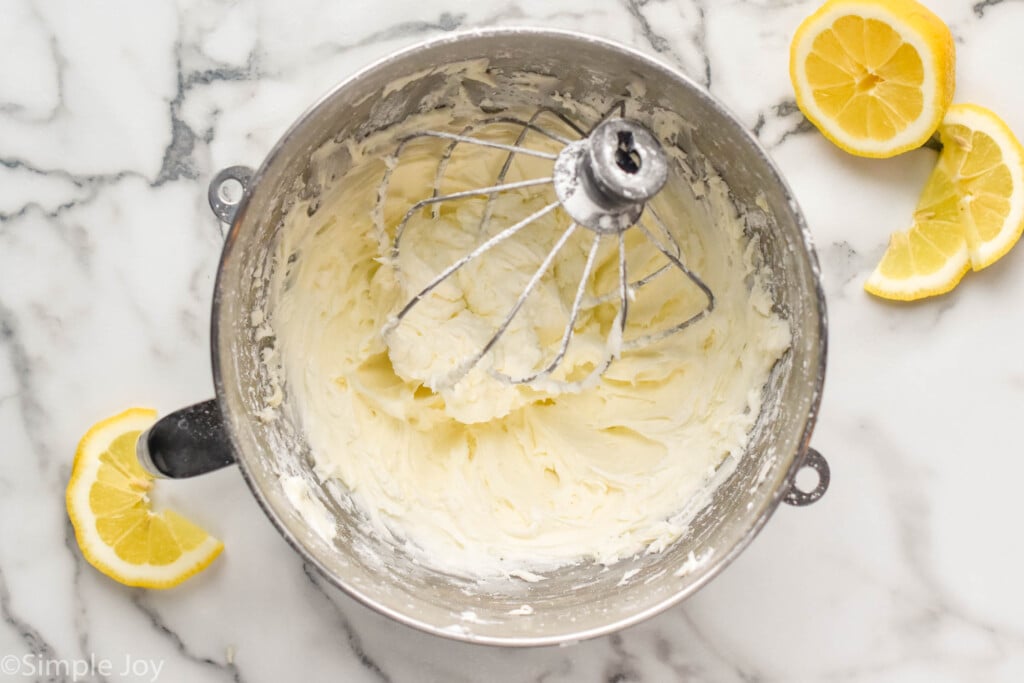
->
270, 107, 790, 577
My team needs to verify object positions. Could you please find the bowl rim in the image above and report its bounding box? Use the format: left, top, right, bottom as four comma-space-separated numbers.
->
210, 25, 828, 647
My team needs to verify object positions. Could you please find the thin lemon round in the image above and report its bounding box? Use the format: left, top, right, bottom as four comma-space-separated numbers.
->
790, 0, 955, 158
66, 408, 224, 589
866, 104, 1024, 301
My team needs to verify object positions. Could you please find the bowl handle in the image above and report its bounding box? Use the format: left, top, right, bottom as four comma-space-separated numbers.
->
208, 166, 254, 224
132, 168, 255, 478
136, 400, 236, 478
783, 448, 829, 506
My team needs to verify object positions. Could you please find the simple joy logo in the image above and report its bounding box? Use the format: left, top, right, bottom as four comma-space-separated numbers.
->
1, 653, 165, 681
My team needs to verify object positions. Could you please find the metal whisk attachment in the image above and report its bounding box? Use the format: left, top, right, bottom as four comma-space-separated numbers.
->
379, 105, 715, 390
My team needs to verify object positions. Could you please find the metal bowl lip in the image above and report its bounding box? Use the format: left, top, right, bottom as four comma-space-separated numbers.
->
210, 25, 828, 648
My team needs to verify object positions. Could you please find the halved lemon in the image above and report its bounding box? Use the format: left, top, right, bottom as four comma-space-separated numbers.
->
66, 408, 223, 588
790, 0, 955, 158
866, 104, 1024, 301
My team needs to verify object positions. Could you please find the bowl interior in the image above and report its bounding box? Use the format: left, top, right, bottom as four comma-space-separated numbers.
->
213, 29, 825, 645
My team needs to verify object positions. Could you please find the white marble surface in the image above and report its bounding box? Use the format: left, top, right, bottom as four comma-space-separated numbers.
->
2, 0, 1024, 680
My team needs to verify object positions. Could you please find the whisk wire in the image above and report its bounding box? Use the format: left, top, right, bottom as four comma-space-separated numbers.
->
617, 231, 630, 341
431, 115, 575, 214
387, 201, 560, 326
583, 208, 679, 306
392, 177, 553, 258
479, 109, 570, 231
382, 103, 717, 389
587, 100, 627, 135
645, 206, 681, 252
490, 231, 604, 385
404, 131, 558, 160
624, 222, 716, 350
441, 222, 580, 387
643, 205, 714, 309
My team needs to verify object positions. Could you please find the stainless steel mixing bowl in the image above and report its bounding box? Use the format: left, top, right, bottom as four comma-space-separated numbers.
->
138, 28, 829, 646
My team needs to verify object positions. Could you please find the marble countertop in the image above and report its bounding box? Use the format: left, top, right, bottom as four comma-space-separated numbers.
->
3, 0, 1023, 680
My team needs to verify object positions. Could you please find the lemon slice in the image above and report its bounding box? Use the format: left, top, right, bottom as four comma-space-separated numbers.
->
790, 0, 955, 158
66, 408, 223, 588
866, 104, 1024, 301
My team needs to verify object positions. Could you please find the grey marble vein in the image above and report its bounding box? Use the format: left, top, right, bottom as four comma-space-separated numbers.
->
0, 565, 64, 679
265, 10, 472, 69
535, 657, 573, 683
130, 594, 247, 683
346, 11, 465, 49
972, 0, 1021, 18
621, 0, 711, 85
0, 302, 51, 473
675, 612, 754, 682
0, 5, 67, 125
0, 160, 136, 225
603, 633, 642, 682
62, 517, 111, 683
866, 422, 1021, 619
818, 240, 872, 300
156, 37, 260, 188
690, 0, 712, 88
300, 564, 392, 683
757, 99, 816, 150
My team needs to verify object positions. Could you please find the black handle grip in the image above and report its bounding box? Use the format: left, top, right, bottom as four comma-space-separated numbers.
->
139, 400, 236, 478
